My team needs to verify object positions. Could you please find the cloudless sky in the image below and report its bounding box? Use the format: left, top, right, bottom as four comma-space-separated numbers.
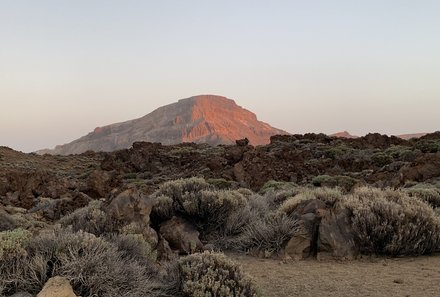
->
1, 0, 439, 152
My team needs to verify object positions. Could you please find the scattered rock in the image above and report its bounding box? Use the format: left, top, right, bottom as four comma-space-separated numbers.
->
394, 278, 405, 284
157, 235, 177, 261
106, 188, 153, 227
159, 216, 203, 254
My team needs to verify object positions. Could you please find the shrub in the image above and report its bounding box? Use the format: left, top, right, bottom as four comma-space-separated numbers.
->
404, 186, 440, 208
0, 228, 31, 259
385, 145, 417, 161
225, 213, 300, 254
279, 188, 344, 216
206, 178, 237, 189
178, 252, 259, 297
0, 228, 165, 297
223, 194, 269, 237
262, 185, 306, 207
342, 187, 440, 255
259, 180, 297, 195
371, 152, 393, 167
59, 200, 109, 235
152, 178, 248, 237
311, 175, 358, 191
415, 140, 440, 153
106, 233, 157, 263
0, 212, 17, 232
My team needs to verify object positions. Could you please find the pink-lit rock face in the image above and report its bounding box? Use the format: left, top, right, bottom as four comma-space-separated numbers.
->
40, 95, 288, 155
330, 131, 359, 139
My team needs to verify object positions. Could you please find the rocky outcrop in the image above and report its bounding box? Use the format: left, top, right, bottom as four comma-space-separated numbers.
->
159, 216, 204, 254
36, 276, 77, 297
38, 95, 288, 155
318, 208, 358, 259
284, 199, 359, 260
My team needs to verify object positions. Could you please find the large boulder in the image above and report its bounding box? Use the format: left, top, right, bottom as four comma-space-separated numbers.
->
157, 235, 177, 261
399, 153, 440, 184
86, 170, 119, 198
36, 276, 77, 297
30, 192, 92, 221
284, 212, 321, 260
106, 188, 153, 227
318, 208, 359, 259
159, 216, 203, 254
285, 199, 358, 259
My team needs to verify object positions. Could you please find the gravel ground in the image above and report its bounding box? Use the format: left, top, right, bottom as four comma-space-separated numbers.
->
231, 253, 440, 297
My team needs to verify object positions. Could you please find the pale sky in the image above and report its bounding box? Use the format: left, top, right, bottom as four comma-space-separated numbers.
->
1, 0, 439, 152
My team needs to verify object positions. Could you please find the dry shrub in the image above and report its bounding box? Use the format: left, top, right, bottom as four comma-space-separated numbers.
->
0, 212, 17, 232
152, 178, 248, 236
225, 213, 300, 254
224, 194, 268, 237
279, 187, 344, 215
311, 175, 359, 192
404, 186, 440, 208
106, 233, 157, 263
342, 187, 440, 255
178, 252, 259, 297
59, 200, 109, 235
0, 228, 166, 297
262, 187, 305, 207
259, 180, 297, 195
0, 228, 31, 259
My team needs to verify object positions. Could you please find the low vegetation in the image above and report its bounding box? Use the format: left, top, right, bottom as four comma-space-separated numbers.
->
178, 252, 259, 297
3, 173, 440, 296
343, 187, 440, 255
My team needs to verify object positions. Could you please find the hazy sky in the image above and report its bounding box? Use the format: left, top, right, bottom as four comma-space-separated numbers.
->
1, 1, 439, 152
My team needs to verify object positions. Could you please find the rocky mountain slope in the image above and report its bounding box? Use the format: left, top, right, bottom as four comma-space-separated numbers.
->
38, 95, 287, 155
330, 131, 359, 139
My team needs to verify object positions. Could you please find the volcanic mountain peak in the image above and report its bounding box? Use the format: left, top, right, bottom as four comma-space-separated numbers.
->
38, 95, 288, 155
330, 131, 359, 139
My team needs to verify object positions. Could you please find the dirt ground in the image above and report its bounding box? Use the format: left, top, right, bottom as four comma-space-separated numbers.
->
231, 253, 440, 297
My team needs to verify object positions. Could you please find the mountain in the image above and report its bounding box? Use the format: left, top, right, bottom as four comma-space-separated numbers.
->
395, 133, 428, 140
330, 131, 359, 139
38, 95, 288, 155
331, 131, 431, 140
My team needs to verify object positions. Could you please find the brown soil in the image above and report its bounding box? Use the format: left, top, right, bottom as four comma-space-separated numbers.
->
231, 253, 440, 297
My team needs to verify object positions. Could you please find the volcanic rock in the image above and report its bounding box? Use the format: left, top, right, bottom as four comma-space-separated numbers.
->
159, 216, 204, 254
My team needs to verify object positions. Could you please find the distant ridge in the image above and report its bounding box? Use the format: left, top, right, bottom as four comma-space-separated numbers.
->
395, 133, 428, 140
331, 131, 430, 140
37, 95, 288, 155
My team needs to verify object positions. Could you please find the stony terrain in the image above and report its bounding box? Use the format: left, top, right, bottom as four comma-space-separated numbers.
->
1, 132, 440, 296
